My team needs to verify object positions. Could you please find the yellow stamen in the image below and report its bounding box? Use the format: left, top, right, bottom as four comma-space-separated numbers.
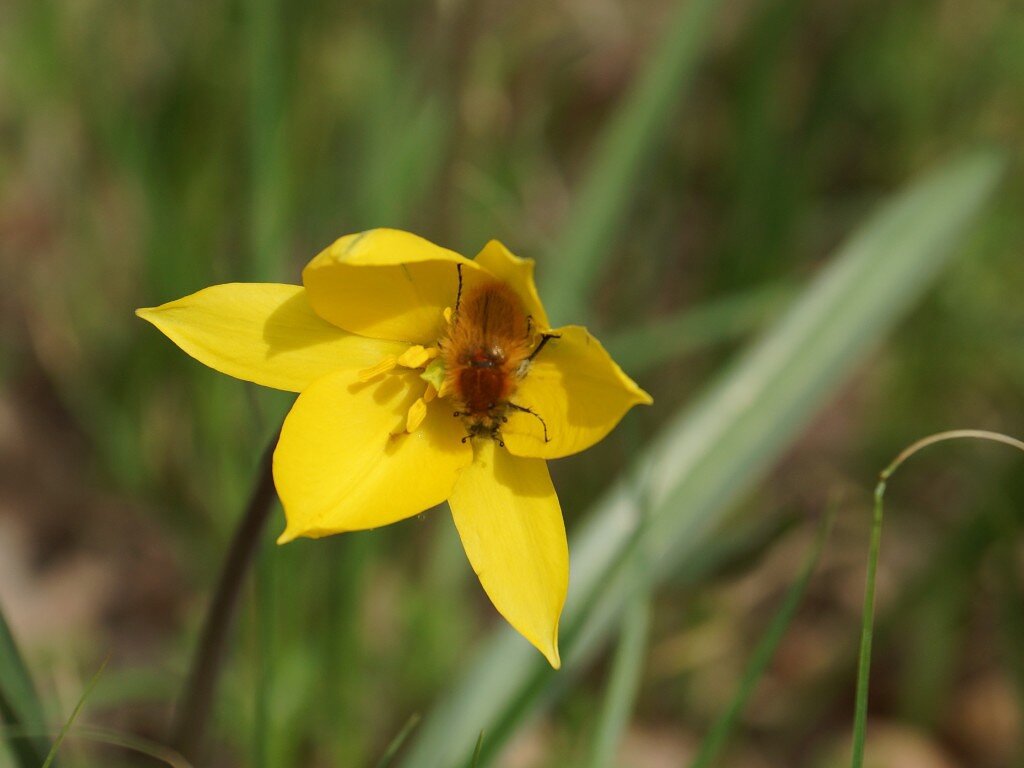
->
358, 355, 397, 382
423, 383, 438, 403
406, 397, 428, 433
443, 306, 454, 325
398, 345, 439, 369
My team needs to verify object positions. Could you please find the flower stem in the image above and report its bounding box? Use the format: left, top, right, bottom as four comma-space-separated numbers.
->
170, 431, 279, 760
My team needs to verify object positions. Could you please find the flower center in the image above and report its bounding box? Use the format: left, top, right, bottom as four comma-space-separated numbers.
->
357, 344, 441, 435
355, 279, 556, 445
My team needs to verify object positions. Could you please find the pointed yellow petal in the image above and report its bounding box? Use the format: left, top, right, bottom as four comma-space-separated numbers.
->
448, 440, 567, 668
274, 369, 472, 542
136, 283, 407, 393
503, 325, 652, 460
302, 229, 490, 343
472, 240, 550, 329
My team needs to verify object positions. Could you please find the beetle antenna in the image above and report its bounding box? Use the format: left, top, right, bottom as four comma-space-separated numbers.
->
527, 333, 560, 362
455, 264, 464, 318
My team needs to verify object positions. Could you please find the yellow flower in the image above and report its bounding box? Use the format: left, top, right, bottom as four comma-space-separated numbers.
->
137, 229, 651, 667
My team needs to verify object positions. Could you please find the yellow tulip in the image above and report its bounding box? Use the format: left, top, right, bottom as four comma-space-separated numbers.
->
137, 229, 651, 668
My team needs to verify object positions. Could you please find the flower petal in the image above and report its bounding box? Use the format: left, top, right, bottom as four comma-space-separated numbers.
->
448, 439, 567, 668
472, 240, 550, 329
274, 368, 472, 542
302, 229, 489, 344
502, 325, 653, 460
136, 283, 407, 393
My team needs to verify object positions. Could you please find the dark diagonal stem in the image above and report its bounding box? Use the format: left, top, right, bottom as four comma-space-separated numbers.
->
170, 431, 279, 760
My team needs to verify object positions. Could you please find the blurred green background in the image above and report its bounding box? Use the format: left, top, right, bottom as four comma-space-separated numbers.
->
1, 0, 1023, 766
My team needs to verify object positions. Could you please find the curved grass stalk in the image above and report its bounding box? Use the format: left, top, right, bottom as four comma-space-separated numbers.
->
0, 725, 194, 768
850, 430, 1024, 768
41, 656, 108, 768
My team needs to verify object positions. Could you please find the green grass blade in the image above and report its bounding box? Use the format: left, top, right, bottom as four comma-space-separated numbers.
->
689, 505, 835, 768
398, 150, 1005, 768
469, 731, 485, 768
587, 599, 651, 768
71, 726, 194, 767
0, 725, 194, 768
41, 657, 109, 768
851, 430, 1024, 768
784, 488, 1009, 735
543, 0, 720, 324
0, 603, 51, 767
374, 713, 421, 768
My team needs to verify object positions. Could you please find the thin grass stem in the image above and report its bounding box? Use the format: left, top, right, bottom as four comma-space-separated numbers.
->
469, 731, 485, 768
689, 501, 836, 768
375, 713, 421, 768
881, 430, 1024, 479
41, 656, 108, 768
851, 429, 1024, 768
